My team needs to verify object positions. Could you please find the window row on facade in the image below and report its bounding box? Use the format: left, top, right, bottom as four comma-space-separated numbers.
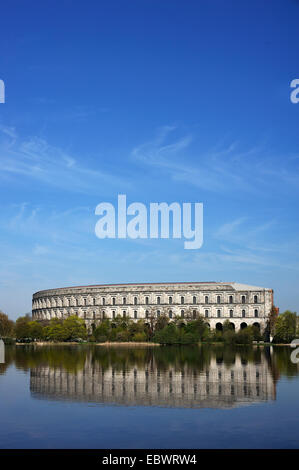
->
34, 307, 261, 320
33, 293, 261, 309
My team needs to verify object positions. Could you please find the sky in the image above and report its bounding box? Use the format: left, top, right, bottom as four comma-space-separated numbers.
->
0, 0, 299, 319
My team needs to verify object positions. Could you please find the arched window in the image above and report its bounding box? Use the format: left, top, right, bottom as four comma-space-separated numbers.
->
157, 310, 160, 317
254, 309, 258, 318
230, 309, 233, 318
193, 296, 196, 304
84, 298, 87, 306
169, 310, 172, 319
205, 296, 209, 304
145, 296, 149, 305
123, 297, 126, 305
112, 310, 116, 319
157, 296, 160, 305
169, 296, 172, 304
123, 311, 126, 318
181, 296, 184, 304
134, 297, 137, 305
242, 295, 246, 304
181, 310, 184, 318
229, 295, 233, 304
102, 297, 105, 305
205, 310, 209, 318
242, 309, 246, 318
134, 310, 137, 319
217, 310, 221, 318
145, 310, 149, 319
102, 311, 105, 319
112, 297, 116, 305
254, 295, 258, 304
193, 310, 197, 319
217, 295, 221, 304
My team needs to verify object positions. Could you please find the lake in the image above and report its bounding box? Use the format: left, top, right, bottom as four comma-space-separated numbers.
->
0, 344, 298, 449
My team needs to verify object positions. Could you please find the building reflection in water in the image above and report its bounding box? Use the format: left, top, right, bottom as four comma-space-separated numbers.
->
30, 347, 276, 409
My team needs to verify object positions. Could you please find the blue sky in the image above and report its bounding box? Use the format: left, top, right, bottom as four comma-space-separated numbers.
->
0, 0, 299, 318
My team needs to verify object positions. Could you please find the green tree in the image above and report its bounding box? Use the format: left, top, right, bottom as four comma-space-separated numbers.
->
0, 311, 15, 337
43, 319, 69, 342
63, 315, 87, 341
15, 315, 32, 340
274, 311, 297, 343
28, 321, 43, 340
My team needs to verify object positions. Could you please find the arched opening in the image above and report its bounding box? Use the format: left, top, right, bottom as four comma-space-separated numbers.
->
253, 322, 260, 330
216, 322, 223, 331
192, 310, 197, 319
229, 322, 235, 330
240, 322, 247, 330
205, 322, 210, 329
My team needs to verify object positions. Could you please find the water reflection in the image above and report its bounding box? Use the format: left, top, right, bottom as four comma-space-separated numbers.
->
24, 345, 280, 409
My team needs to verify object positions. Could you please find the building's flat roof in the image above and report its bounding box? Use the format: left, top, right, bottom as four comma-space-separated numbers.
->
33, 281, 272, 295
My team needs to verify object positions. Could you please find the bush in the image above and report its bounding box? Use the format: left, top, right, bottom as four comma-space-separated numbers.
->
236, 328, 253, 345
132, 332, 147, 342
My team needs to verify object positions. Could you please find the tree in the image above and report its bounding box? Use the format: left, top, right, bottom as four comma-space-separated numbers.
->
28, 321, 43, 340
43, 319, 69, 342
63, 315, 87, 341
15, 315, 32, 340
273, 311, 297, 343
264, 305, 279, 341
0, 311, 14, 337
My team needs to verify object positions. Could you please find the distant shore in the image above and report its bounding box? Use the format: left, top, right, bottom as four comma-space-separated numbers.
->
15, 341, 160, 347
12, 340, 293, 347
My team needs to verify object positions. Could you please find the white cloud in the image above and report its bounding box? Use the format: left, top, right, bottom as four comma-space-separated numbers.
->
0, 128, 130, 195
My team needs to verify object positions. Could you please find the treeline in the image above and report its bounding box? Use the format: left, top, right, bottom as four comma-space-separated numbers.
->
153, 319, 263, 345
0, 313, 87, 343
0, 309, 298, 345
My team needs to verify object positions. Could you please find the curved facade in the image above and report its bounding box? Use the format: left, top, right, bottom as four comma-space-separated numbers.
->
32, 281, 273, 332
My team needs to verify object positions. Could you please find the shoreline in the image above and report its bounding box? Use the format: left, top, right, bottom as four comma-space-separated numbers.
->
15, 341, 160, 347
12, 340, 293, 347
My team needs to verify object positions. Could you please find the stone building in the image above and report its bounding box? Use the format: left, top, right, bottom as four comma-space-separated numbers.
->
32, 281, 273, 333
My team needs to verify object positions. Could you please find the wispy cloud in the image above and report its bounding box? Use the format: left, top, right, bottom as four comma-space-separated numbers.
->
131, 126, 299, 194
0, 127, 129, 195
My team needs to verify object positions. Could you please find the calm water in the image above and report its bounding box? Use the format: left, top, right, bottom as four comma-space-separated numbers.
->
0, 344, 299, 449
